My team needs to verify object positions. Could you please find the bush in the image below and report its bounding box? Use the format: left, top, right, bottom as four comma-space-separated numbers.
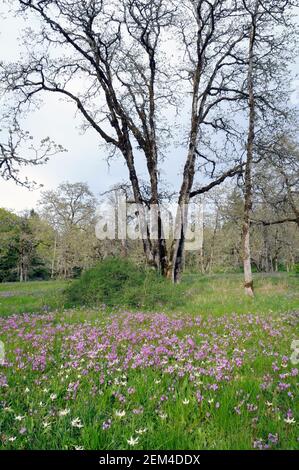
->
65, 257, 185, 310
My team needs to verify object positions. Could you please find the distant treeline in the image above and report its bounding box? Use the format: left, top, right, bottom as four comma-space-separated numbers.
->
0, 181, 298, 283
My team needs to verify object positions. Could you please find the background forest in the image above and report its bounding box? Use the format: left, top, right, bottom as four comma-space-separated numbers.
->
1, 177, 298, 283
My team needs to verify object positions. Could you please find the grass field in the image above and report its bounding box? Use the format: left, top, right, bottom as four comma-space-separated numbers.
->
0, 280, 68, 317
0, 273, 298, 450
0, 273, 298, 317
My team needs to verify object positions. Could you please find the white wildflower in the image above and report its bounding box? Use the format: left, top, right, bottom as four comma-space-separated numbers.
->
115, 410, 126, 418
284, 417, 296, 424
58, 408, 70, 417
135, 428, 147, 435
15, 415, 25, 421
127, 436, 139, 446
71, 417, 83, 428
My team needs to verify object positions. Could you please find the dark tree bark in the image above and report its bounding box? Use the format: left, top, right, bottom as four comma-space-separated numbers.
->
242, 1, 258, 297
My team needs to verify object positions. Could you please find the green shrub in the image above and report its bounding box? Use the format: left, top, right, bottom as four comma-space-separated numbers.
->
65, 257, 185, 310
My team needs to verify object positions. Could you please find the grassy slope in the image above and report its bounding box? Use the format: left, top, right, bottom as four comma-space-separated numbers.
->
0, 273, 298, 318
181, 273, 299, 316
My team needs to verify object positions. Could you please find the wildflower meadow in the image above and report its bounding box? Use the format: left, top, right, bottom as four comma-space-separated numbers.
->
0, 279, 298, 450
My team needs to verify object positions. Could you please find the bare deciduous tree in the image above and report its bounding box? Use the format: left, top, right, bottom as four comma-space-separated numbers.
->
237, 0, 297, 295
255, 136, 299, 228
1, 0, 297, 283
39, 182, 97, 278
0, 119, 64, 188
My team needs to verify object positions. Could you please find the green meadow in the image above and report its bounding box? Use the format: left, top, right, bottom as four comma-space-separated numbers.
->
0, 273, 298, 450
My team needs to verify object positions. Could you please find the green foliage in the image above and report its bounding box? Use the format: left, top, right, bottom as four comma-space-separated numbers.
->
0, 208, 54, 282
65, 257, 185, 309
0, 208, 20, 281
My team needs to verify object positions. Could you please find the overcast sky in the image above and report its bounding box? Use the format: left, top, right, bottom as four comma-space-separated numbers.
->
0, 3, 298, 214
0, 3, 190, 213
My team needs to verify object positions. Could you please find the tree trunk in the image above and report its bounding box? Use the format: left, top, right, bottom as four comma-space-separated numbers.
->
206, 209, 219, 274
51, 234, 57, 279
122, 142, 157, 268
120, 238, 127, 258
168, 123, 199, 281
146, 53, 169, 277
242, 4, 258, 297
167, 200, 190, 283
19, 263, 23, 283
